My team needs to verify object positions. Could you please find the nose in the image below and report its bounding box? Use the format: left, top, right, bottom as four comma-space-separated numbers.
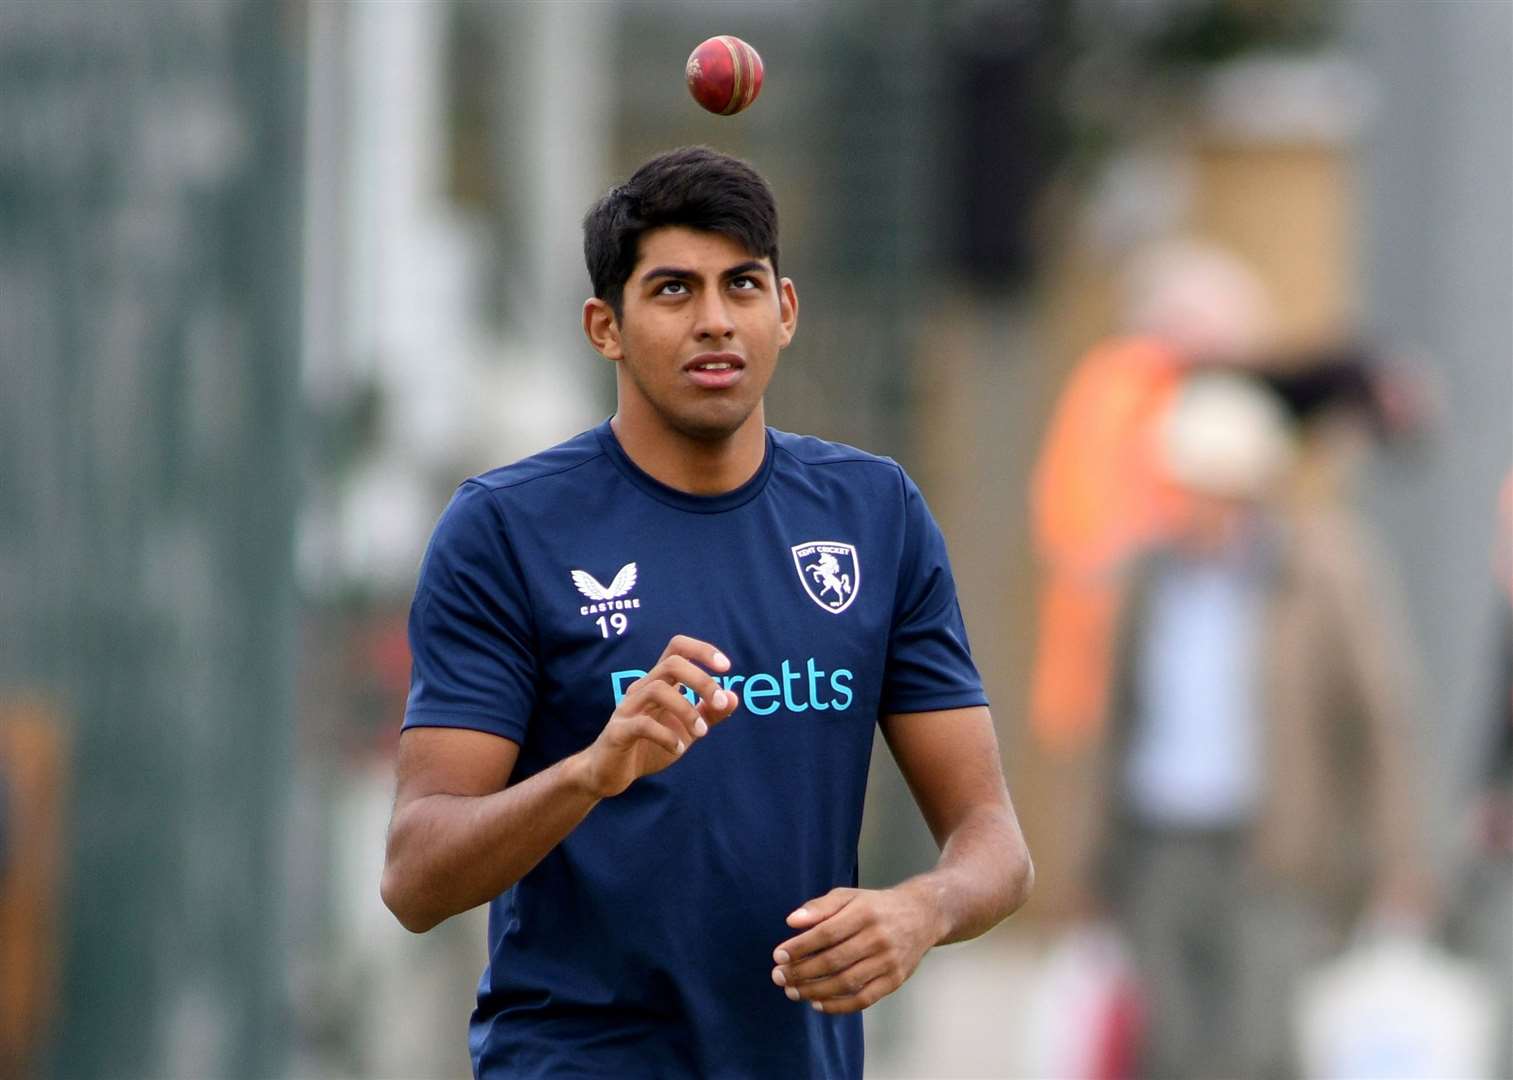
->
693, 290, 735, 341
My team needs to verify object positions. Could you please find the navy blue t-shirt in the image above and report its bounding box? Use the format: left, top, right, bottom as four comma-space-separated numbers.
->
403, 419, 986, 1079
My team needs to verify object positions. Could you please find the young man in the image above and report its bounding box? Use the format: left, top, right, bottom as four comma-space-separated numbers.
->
381, 146, 1033, 1079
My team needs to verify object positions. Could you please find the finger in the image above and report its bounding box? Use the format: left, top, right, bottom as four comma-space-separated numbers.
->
774, 915, 865, 971
657, 634, 732, 675
635, 681, 706, 744
805, 973, 896, 1015
699, 685, 740, 726
649, 656, 736, 729
779, 956, 890, 1006
773, 891, 861, 964
785, 888, 856, 929
615, 681, 702, 747
623, 714, 684, 758
774, 931, 874, 986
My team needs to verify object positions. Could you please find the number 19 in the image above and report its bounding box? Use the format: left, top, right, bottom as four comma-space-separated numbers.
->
596, 613, 628, 638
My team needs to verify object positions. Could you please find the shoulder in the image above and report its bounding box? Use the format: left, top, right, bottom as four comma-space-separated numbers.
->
769, 428, 912, 495
466, 427, 608, 499
427, 428, 607, 551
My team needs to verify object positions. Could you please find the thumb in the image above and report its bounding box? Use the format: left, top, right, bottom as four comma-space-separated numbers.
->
786, 888, 855, 928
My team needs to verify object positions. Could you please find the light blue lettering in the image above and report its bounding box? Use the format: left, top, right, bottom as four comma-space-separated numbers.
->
744, 673, 782, 716
806, 657, 829, 711
608, 663, 851, 715
611, 669, 647, 705
780, 659, 807, 712
829, 669, 854, 711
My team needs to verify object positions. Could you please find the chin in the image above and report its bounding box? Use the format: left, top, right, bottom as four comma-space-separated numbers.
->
667, 401, 759, 443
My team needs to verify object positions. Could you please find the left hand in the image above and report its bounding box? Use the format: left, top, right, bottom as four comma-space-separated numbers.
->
770, 885, 943, 1014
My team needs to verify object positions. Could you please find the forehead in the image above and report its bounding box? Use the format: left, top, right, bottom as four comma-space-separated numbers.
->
632, 226, 769, 273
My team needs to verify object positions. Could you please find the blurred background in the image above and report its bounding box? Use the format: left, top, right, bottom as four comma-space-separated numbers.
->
0, 1, 1509, 1077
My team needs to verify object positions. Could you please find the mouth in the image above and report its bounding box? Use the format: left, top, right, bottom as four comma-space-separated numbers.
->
683, 352, 747, 389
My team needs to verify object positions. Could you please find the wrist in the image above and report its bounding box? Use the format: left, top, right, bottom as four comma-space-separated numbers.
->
895, 874, 952, 947
563, 749, 610, 803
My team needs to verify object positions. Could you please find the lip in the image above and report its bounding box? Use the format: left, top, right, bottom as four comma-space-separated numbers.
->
683, 351, 746, 390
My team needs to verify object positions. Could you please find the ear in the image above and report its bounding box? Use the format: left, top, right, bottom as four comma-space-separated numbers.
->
777, 277, 799, 348
583, 297, 624, 361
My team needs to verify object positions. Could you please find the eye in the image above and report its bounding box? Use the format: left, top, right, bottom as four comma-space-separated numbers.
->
655, 280, 689, 296
730, 275, 759, 291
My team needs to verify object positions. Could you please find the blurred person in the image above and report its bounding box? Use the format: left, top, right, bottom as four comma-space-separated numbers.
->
1029, 238, 1274, 753
1072, 371, 1429, 1080
1256, 344, 1439, 929
380, 147, 1033, 1079
1452, 467, 1513, 1076
1475, 469, 1513, 845
1259, 341, 1439, 505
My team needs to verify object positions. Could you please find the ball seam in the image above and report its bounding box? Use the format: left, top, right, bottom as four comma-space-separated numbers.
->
719, 36, 745, 115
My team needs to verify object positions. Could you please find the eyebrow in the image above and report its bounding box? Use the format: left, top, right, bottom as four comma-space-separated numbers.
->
639, 260, 770, 284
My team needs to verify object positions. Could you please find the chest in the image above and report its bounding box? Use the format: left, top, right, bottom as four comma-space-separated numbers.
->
515, 493, 900, 738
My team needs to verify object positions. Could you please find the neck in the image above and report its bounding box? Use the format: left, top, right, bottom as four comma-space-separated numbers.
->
610, 403, 768, 495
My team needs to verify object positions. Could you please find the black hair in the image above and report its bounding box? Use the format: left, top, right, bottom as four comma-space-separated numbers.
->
583, 146, 780, 319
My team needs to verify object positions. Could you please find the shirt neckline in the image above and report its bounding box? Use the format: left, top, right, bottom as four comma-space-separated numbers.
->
595, 417, 775, 514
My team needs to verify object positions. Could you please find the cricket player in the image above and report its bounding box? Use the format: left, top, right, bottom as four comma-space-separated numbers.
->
382, 146, 1033, 1078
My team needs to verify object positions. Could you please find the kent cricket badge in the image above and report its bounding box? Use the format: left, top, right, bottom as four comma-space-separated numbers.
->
791, 541, 860, 614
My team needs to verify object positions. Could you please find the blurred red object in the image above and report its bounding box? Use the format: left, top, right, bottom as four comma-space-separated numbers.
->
1024, 924, 1146, 1080
366, 613, 412, 698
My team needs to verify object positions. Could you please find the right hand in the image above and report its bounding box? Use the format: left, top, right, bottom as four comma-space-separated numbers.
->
579, 635, 740, 798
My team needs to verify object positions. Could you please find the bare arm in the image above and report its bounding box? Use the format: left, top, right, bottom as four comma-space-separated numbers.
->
382, 728, 587, 933
771, 705, 1033, 1012
882, 705, 1035, 940
381, 635, 738, 933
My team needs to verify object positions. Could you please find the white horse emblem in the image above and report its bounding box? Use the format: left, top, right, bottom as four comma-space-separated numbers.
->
791, 541, 860, 614
810, 553, 851, 602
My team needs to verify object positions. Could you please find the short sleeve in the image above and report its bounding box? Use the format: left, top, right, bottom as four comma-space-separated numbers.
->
881, 470, 989, 715
402, 481, 537, 743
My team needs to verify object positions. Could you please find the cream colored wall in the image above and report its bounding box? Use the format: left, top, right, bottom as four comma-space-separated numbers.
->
1192, 140, 1359, 352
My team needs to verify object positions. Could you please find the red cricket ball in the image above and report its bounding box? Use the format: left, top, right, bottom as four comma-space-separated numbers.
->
685, 36, 764, 116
